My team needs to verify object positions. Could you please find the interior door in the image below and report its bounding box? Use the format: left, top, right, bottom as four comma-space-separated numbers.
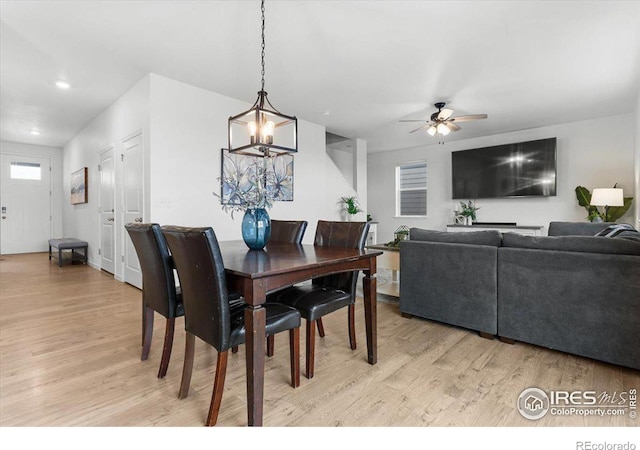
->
0, 154, 52, 254
122, 133, 143, 288
99, 147, 115, 274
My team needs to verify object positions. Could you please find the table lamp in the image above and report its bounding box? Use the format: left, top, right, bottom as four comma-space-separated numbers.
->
590, 188, 624, 222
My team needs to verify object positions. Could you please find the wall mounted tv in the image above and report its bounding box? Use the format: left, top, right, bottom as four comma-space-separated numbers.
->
451, 137, 557, 199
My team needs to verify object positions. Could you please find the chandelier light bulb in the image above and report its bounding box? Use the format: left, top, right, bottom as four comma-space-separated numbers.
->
427, 126, 437, 136
261, 121, 275, 144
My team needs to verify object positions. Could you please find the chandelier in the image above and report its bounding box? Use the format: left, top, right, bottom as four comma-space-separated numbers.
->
228, 0, 298, 157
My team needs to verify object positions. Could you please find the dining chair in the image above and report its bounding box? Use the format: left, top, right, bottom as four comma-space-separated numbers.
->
124, 223, 183, 379
264, 220, 308, 356
269, 219, 308, 244
267, 220, 370, 379
161, 225, 301, 426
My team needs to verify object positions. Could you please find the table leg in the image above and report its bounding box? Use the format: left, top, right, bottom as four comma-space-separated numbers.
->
362, 272, 377, 365
245, 305, 266, 426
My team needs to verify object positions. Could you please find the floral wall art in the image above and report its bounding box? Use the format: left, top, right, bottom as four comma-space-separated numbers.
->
219, 149, 294, 206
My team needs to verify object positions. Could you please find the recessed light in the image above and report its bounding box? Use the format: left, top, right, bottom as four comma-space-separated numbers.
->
55, 80, 70, 89
30, 129, 40, 135
323, 111, 331, 116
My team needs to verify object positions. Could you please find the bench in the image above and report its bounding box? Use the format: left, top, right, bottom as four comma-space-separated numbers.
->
48, 238, 88, 267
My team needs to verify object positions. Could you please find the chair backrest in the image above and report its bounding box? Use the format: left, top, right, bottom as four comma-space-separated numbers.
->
270, 220, 308, 244
125, 223, 179, 318
161, 226, 232, 352
312, 220, 370, 294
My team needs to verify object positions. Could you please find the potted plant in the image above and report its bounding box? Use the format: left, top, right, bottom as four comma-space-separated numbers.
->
339, 196, 363, 221
214, 159, 278, 250
575, 185, 633, 222
459, 200, 480, 225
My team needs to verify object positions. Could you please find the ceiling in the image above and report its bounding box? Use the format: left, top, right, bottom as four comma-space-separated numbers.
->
1, 1, 640, 153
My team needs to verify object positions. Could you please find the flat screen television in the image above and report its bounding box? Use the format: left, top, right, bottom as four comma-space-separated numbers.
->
451, 137, 557, 199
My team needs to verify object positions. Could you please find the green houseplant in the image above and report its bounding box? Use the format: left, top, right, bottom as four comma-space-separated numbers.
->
339, 196, 363, 220
575, 185, 633, 222
459, 200, 480, 224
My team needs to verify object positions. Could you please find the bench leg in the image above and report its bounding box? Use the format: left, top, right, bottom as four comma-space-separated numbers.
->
49, 246, 52, 260
83, 246, 88, 264
58, 248, 63, 267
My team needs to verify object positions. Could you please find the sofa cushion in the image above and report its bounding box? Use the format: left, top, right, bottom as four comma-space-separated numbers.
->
547, 221, 615, 236
409, 228, 502, 247
502, 232, 640, 256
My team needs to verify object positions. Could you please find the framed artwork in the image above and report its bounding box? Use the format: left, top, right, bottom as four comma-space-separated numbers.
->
220, 149, 294, 205
70, 167, 88, 204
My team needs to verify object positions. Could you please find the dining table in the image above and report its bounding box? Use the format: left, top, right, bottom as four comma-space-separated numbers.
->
218, 240, 382, 426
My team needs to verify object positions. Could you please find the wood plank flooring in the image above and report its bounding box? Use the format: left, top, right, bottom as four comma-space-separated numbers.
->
1, 252, 638, 427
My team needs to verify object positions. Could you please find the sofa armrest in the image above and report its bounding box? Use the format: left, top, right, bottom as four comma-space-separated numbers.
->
399, 240, 498, 334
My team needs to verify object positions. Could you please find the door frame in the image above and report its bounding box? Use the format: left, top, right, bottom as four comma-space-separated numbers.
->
120, 130, 144, 288
98, 145, 115, 274
0, 152, 53, 255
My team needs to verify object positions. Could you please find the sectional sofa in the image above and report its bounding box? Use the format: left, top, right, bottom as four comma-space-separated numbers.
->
399, 222, 640, 371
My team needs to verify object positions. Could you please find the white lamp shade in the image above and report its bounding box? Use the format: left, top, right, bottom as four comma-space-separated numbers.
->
590, 188, 624, 207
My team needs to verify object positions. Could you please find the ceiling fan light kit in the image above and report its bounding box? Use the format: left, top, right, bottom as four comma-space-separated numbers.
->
400, 102, 487, 137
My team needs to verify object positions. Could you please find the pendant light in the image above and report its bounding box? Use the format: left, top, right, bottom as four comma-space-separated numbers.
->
228, 0, 297, 157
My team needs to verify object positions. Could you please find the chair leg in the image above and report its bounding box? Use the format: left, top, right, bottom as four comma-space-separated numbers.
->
305, 320, 315, 379
317, 318, 326, 338
267, 335, 275, 357
348, 303, 357, 350
178, 332, 196, 399
205, 350, 229, 427
157, 317, 175, 378
289, 328, 300, 388
141, 306, 154, 361
231, 346, 239, 354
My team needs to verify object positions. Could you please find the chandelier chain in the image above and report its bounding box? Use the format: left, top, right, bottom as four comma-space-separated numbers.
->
260, 0, 265, 92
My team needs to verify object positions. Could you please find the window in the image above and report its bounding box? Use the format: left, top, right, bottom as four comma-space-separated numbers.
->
10, 161, 41, 180
396, 162, 427, 216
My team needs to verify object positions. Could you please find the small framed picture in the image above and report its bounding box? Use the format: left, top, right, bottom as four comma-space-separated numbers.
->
70, 167, 88, 204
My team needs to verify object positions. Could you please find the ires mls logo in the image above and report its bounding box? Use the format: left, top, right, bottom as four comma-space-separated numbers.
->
517, 387, 550, 420
517, 387, 637, 420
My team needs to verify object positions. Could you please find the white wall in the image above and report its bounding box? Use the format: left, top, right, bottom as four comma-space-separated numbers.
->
368, 114, 635, 242
62, 76, 150, 275
0, 141, 64, 243
148, 74, 355, 244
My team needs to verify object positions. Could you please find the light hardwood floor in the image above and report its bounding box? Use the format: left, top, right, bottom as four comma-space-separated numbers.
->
0, 252, 638, 427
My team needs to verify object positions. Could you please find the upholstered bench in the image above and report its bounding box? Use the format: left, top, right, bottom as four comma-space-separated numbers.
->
48, 238, 88, 267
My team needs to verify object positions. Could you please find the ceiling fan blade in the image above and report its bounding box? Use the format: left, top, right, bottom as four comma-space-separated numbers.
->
399, 119, 428, 122
447, 122, 461, 132
450, 114, 488, 123
409, 123, 430, 133
438, 108, 454, 120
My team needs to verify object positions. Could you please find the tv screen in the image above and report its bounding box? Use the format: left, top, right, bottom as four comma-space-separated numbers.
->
451, 137, 557, 199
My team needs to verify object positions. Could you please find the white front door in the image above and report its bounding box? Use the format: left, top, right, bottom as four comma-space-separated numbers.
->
122, 133, 143, 288
0, 154, 52, 254
99, 147, 115, 274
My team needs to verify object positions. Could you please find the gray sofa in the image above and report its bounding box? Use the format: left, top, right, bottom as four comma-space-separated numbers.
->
400, 223, 640, 370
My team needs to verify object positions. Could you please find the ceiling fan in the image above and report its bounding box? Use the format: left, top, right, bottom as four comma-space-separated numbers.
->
399, 102, 488, 136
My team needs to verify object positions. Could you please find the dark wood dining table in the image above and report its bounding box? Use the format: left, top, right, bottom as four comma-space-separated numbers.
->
218, 240, 382, 426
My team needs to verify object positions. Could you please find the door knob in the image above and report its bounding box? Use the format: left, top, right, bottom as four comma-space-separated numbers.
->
134, 217, 143, 223
1, 216, 6, 219
107, 218, 114, 222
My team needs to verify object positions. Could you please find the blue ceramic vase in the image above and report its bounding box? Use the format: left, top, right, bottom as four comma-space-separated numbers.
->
241, 208, 271, 250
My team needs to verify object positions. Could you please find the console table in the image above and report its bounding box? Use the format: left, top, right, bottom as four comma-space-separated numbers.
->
446, 224, 543, 236
366, 244, 399, 297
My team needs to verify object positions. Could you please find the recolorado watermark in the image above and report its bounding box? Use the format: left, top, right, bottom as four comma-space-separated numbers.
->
517, 387, 637, 420
576, 442, 636, 450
